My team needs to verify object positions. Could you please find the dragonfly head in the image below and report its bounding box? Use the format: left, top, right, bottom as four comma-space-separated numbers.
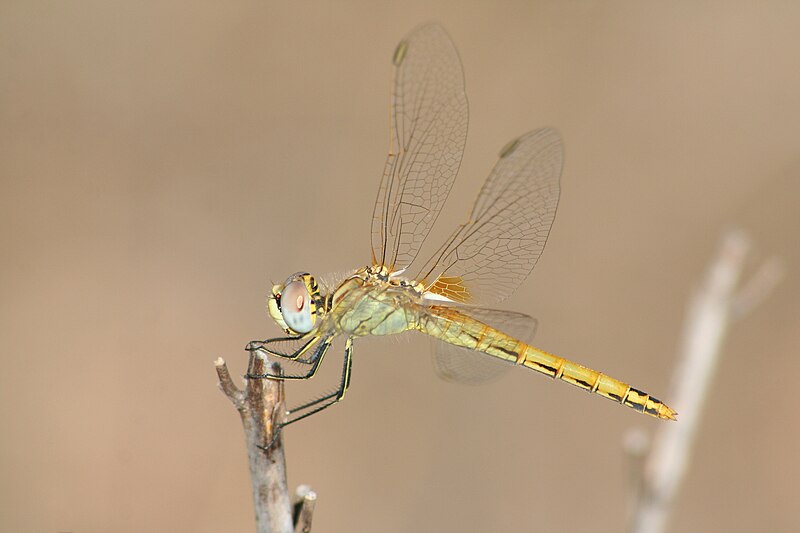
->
267, 272, 324, 336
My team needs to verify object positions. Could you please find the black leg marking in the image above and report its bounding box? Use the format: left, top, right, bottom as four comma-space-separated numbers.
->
281, 337, 354, 427
246, 336, 332, 380
246, 335, 319, 361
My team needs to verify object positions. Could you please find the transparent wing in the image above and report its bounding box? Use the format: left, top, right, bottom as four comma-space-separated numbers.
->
428, 304, 537, 385
416, 128, 563, 304
371, 23, 469, 272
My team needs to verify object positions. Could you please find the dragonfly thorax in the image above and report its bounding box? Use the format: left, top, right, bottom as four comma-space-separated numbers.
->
324, 266, 424, 337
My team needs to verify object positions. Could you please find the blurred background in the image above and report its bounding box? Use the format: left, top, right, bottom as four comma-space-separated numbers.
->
1, 1, 798, 532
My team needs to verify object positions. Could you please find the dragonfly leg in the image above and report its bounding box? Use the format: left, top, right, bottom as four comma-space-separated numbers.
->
246, 336, 333, 380
282, 337, 354, 427
246, 335, 319, 361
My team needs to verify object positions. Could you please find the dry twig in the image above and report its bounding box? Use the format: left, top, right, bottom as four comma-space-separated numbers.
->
293, 485, 317, 533
626, 229, 783, 533
216, 351, 316, 533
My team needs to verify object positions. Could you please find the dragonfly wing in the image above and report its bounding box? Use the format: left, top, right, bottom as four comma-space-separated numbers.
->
371, 23, 469, 272
427, 304, 537, 385
416, 128, 563, 304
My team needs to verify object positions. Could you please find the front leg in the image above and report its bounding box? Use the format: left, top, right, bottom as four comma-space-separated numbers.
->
246, 335, 333, 380
246, 334, 319, 362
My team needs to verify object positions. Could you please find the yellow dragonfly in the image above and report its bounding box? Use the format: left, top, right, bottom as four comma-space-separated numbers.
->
247, 23, 676, 427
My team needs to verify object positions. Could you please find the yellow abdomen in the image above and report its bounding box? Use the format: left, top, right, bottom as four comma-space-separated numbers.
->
418, 306, 677, 421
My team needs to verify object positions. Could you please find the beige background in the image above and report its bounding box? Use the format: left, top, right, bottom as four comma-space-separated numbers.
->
1, 1, 799, 532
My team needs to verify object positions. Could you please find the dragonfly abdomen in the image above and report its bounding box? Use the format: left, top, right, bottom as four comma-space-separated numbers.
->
419, 308, 676, 421
518, 345, 676, 421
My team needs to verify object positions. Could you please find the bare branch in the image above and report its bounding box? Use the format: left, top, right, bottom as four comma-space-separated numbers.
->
215, 357, 244, 409
293, 485, 317, 533
627, 229, 782, 533
216, 351, 315, 533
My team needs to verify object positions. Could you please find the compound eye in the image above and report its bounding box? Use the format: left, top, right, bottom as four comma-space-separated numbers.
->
280, 280, 314, 333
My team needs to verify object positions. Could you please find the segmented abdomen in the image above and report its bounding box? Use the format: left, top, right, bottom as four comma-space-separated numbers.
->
418, 307, 677, 421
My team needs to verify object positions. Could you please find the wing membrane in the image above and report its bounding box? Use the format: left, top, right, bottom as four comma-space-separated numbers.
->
428, 304, 537, 385
417, 128, 563, 304
371, 23, 469, 272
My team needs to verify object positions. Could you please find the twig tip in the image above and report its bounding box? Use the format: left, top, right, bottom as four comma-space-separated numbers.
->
296, 484, 317, 500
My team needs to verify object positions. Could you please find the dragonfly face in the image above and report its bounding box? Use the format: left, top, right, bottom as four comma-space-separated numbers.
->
267, 272, 324, 336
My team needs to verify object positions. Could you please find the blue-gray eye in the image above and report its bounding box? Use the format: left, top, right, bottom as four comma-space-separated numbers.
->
280, 280, 314, 333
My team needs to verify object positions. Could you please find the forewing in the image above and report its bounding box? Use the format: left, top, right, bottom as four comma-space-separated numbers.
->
428, 304, 537, 385
417, 128, 563, 304
371, 23, 469, 272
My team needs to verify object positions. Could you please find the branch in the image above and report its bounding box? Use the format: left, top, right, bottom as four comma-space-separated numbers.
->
293, 485, 317, 533
215, 352, 316, 533
626, 229, 783, 533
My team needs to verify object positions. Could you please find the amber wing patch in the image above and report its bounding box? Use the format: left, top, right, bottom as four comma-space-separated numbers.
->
427, 275, 471, 303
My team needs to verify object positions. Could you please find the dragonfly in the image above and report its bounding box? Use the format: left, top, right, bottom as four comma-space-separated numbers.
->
247, 23, 677, 427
